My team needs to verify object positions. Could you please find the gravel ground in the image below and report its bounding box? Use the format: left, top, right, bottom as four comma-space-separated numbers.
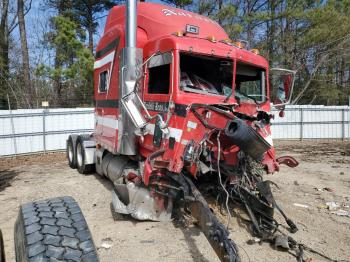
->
0, 141, 349, 262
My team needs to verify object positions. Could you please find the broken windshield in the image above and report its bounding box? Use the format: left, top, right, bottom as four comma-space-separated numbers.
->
235, 62, 266, 102
179, 53, 233, 97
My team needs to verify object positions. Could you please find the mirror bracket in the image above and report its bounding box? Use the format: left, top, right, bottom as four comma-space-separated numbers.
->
270, 68, 296, 108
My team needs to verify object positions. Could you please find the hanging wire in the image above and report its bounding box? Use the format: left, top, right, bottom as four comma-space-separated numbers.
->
216, 130, 232, 229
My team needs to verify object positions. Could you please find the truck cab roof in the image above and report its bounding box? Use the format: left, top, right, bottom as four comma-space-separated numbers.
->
104, 2, 228, 41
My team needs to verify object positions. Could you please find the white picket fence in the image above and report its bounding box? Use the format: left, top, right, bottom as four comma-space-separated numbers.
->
0, 105, 349, 156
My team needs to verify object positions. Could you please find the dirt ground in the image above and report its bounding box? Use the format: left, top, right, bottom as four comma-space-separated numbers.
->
0, 141, 349, 262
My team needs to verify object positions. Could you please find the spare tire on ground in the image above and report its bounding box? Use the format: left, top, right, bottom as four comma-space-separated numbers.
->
14, 196, 99, 262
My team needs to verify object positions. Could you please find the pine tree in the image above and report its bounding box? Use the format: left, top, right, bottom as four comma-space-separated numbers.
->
72, 0, 121, 52
37, 16, 94, 106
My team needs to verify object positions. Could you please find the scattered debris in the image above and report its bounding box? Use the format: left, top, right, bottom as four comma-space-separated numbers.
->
140, 240, 155, 244
314, 187, 335, 192
293, 203, 309, 209
247, 237, 261, 245
317, 204, 328, 209
100, 238, 113, 249
331, 210, 350, 217
325, 202, 339, 211
323, 187, 335, 192
275, 235, 290, 249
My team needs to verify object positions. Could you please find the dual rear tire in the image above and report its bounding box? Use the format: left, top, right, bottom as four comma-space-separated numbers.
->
67, 135, 94, 175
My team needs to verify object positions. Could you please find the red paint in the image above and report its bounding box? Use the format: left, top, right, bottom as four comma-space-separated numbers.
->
94, 2, 280, 185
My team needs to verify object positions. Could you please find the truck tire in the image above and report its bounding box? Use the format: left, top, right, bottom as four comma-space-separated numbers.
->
14, 196, 99, 262
76, 136, 95, 175
0, 229, 5, 262
67, 135, 77, 169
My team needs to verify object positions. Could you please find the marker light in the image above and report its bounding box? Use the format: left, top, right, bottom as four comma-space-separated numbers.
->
174, 31, 184, 37
207, 35, 216, 42
232, 41, 243, 48
250, 48, 259, 55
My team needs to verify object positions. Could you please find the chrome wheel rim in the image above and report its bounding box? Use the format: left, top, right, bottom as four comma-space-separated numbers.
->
77, 143, 83, 167
68, 143, 73, 163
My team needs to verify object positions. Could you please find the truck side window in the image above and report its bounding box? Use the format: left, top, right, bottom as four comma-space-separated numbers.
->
99, 71, 108, 92
148, 64, 170, 94
235, 62, 266, 102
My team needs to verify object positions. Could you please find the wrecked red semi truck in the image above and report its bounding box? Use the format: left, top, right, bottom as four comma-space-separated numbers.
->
66, 1, 298, 261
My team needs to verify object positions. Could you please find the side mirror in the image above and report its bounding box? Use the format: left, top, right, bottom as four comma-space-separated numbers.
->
270, 68, 296, 109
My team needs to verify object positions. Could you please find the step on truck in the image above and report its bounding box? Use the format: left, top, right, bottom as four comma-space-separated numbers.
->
64, 1, 299, 261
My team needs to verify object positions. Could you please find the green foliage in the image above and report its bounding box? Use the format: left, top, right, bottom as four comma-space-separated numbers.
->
72, 0, 121, 39
14, 0, 350, 107
192, 0, 350, 105
163, 0, 193, 8
36, 15, 94, 105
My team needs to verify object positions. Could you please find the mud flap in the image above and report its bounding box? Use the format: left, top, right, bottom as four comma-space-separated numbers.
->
276, 156, 299, 168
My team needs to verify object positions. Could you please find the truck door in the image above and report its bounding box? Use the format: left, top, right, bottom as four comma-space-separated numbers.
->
142, 52, 174, 150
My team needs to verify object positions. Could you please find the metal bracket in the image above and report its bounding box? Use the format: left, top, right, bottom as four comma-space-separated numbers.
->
276, 156, 299, 168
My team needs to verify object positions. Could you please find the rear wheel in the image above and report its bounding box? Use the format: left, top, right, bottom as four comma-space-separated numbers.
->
76, 136, 95, 175
67, 136, 77, 169
14, 196, 99, 262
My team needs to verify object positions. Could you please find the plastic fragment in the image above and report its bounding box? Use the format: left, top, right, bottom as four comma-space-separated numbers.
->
100, 238, 113, 249
247, 237, 261, 245
331, 209, 350, 217
325, 202, 339, 211
323, 187, 335, 192
274, 235, 290, 249
293, 203, 309, 209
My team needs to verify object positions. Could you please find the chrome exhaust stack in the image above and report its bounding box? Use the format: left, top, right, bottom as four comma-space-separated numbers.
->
118, 0, 145, 155
126, 0, 137, 48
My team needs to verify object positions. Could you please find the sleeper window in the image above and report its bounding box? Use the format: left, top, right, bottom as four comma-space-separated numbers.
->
99, 71, 108, 92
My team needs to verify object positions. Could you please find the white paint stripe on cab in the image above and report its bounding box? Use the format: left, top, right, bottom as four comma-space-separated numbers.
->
94, 51, 115, 69
96, 115, 119, 129
96, 115, 183, 142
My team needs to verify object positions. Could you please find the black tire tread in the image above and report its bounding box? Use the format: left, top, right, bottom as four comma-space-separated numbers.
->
67, 136, 77, 169
14, 196, 99, 262
76, 136, 95, 175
